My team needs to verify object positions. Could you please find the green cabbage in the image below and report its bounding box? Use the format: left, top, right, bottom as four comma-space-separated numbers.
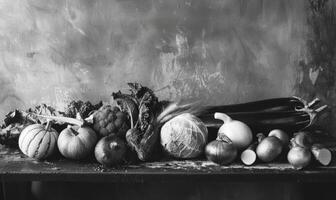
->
160, 113, 208, 158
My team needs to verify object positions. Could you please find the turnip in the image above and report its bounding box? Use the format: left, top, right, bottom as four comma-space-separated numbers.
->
256, 133, 283, 162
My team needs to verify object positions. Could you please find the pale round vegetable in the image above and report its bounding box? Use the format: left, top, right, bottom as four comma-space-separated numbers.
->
160, 113, 208, 158
215, 112, 252, 150
287, 146, 311, 169
19, 122, 58, 160
58, 125, 98, 160
256, 135, 283, 162
311, 145, 332, 166
241, 148, 257, 166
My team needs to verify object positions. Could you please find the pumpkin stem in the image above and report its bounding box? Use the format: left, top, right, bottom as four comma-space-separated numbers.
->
45, 120, 53, 131
68, 126, 79, 136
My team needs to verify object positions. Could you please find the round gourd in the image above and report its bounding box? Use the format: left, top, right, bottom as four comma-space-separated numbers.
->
18, 122, 58, 160
58, 125, 97, 160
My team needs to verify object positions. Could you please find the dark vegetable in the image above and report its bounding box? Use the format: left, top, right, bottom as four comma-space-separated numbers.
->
65, 100, 102, 119
200, 106, 327, 133
114, 83, 161, 161
201, 97, 319, 114
205, 136, 237, 165
198, 97, 326, 133
94, 135, 127, 166
115, 83, 196, 161
92, 105, 129, 138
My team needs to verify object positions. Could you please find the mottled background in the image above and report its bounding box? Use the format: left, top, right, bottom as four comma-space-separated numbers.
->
2, 1, 336, 200
0, 0, 335, 128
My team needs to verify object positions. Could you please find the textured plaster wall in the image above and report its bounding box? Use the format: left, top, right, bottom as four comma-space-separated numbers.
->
0, 0, 333, 126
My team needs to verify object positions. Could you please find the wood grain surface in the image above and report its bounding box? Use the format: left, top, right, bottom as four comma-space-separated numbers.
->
1, 145, 336, 182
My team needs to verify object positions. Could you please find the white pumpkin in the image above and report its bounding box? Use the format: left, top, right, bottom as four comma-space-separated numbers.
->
18, 122, 59, 160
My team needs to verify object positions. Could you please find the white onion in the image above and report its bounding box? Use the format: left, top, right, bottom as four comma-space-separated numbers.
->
215, 112, 252, 150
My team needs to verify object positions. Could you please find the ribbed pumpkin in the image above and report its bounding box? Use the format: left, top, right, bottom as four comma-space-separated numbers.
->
57, 125, 97, 160
18, 121, 58, 160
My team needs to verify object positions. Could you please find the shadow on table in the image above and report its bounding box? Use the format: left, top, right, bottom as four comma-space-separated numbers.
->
2, 181, 336, 200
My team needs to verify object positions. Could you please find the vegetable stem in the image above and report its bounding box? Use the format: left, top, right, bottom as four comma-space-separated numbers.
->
256, 133, 266, 143
33, 114, 84, 127
67, 125, 80, 136
45, 120, 52, 131
214, 112, 232, 123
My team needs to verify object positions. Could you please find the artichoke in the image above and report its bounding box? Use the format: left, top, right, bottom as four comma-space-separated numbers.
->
92, 105, 130, 137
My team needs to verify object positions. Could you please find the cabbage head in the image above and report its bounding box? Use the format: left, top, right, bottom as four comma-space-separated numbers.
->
160, 113, 208, 158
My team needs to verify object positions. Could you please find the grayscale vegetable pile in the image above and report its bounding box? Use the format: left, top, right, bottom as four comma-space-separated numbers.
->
0, 83, 330, 170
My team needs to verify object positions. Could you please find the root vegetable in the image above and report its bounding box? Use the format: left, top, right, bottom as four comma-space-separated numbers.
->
205, 136, 237, 165
287, 146, 311, 169
311, 145, 332, 166
256, 134, 283, 162
94, 135, 127, 166
293, 131, 313, 148
240, 141, 258, 165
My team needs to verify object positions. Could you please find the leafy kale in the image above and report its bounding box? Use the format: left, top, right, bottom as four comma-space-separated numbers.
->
65, 100, 103, 119
112, 83, 163, 161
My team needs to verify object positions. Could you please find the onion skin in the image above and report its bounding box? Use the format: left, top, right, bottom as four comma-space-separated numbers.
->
293, 131, 313, 148
94, 135, 127, 166
256, 136, 283, 162
205, 139, 237, 165
287, 146, 311, 169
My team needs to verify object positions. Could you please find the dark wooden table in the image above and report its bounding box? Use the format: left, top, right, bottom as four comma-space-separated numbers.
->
1, 145, 336, 183
1, 145, 336, 200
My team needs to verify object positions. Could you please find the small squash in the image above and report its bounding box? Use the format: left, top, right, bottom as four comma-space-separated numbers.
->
18, 121, 58, 160
58, 125, 97, 160
32, 113, 98, 160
